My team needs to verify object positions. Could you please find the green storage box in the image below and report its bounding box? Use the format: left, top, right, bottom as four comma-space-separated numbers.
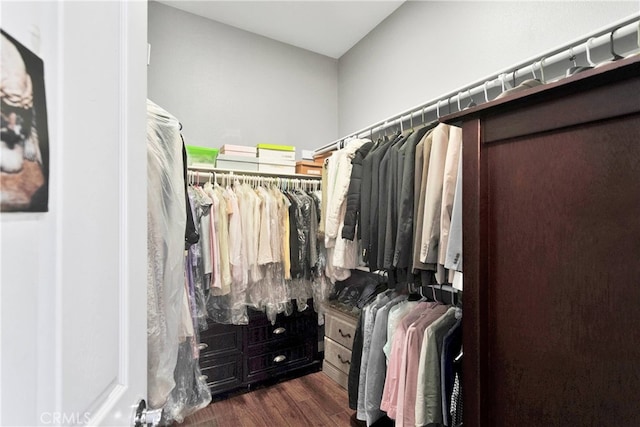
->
186, 145, 219, 166
256, 143, 295, 152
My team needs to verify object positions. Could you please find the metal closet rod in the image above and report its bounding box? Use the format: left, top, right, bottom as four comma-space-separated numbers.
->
187, 169, 321, 187
314, 14, 640, 155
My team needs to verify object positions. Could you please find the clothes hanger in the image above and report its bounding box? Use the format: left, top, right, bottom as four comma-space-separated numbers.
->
566, 47, 593, 77
585, 37, 597, 67
539, 57, 547, 84
431, 285, 439, 304
530, 62, 537, 80
466, 88, 476, 108
609, 27, 624, 61
499, 73, 506, 93
407, 282, 422, 301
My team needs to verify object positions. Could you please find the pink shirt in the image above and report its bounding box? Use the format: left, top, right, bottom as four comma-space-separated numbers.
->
380, 301, 432, 419
395, 304, 448, 427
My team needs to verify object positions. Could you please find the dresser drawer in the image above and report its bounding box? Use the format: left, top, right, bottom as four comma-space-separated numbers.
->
200, 322, 243, 357
246, 342, 314, 382
325, 310, 356, 349
200, 352, 243, 394
246, 310, 314, 348
324, 337, 352, 375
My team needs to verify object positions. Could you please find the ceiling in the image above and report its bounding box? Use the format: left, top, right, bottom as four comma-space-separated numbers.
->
156, 1, 405, 59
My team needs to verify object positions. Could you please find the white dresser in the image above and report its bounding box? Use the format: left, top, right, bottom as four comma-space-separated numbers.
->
322, 304, 358, 389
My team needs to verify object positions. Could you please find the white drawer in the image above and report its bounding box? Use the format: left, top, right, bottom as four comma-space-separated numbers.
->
324, 337, 352, 375
325, 310, 357, 349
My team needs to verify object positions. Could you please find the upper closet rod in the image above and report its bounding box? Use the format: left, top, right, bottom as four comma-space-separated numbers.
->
187, 169, 321, 189
315, 14, 639, 155
188, 165, 321, 180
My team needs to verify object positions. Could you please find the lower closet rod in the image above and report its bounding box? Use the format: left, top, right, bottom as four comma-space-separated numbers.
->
314, 14, 639, 155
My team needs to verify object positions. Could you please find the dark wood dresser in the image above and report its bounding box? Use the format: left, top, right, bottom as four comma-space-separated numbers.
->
444, 55, 640, 426
199, 299, 321, 399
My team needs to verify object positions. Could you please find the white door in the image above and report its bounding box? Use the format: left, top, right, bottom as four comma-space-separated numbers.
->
0, 1, 148, 426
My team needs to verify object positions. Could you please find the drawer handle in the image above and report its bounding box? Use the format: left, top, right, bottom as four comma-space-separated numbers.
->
337, 354, 351, 365
273, 327, 286, 335
198, 343, 209, 350
273, 355, 287, 363
338, 328, 351, 339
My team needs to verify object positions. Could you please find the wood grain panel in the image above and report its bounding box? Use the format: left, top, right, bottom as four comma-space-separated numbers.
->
484, 115, 640, 426
453, 56, 640, 426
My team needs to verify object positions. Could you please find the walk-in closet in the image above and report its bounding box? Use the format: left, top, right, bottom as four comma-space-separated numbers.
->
2, 2, 639, 426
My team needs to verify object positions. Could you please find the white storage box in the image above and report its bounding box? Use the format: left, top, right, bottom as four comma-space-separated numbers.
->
220, 144, 257, 157
258, 159, 296, 174
216, 154, 259, 171
257, 143, 296, 161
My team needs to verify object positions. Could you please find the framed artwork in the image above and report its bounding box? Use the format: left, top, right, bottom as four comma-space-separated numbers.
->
1, 29, 49, 212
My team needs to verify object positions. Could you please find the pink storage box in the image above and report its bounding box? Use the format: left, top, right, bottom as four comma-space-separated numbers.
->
220, 144, 257, 157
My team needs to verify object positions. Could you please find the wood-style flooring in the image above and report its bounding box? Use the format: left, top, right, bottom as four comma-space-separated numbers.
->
180, 372, 353, 427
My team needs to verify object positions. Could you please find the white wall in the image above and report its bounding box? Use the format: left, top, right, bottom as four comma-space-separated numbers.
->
148, 1, 339, 157
1, 2, 60, 425
1, 1, 148, 425
338, 1, 639, 136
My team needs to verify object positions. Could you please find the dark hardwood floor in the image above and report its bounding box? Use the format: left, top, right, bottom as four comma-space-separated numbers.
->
179, 372, 352, 426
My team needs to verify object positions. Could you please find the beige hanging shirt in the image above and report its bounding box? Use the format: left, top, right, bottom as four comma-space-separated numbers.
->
419, 124, 451, 264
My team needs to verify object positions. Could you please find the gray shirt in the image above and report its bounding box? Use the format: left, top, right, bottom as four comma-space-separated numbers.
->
356, 291, 393, 420
363, 295, 407, 425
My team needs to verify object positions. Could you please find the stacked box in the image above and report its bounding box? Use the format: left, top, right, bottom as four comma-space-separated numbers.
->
220, 144, 257, 157
258, 159, 296, 174
313, 151, 332, 165
186, 145, 219, 167
216, 154, 259, 171
295, 160, 322, 176
257, 143, 296, 161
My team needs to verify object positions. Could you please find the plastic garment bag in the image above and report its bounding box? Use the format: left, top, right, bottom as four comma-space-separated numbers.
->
311, 190, 331, 325
148, 100, 211, 422
187, 187, 211, 329
162, 250, 211, 423
204, 183, 249, 325
159, 339, 211, 425
147, 100, 187, 409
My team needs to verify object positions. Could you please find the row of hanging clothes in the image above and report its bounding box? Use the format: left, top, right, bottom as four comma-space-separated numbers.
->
186, 169, 330, 328
319, 118, 465, 427
147, 99, 330, 424
349, 282, 462, 427
321, 120, 464, 292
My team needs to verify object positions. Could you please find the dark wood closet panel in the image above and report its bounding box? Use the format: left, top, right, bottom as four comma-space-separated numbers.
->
445, 56, 640, 426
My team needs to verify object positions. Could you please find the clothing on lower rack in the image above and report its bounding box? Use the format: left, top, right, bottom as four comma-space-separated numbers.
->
348, 291, 462, 427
